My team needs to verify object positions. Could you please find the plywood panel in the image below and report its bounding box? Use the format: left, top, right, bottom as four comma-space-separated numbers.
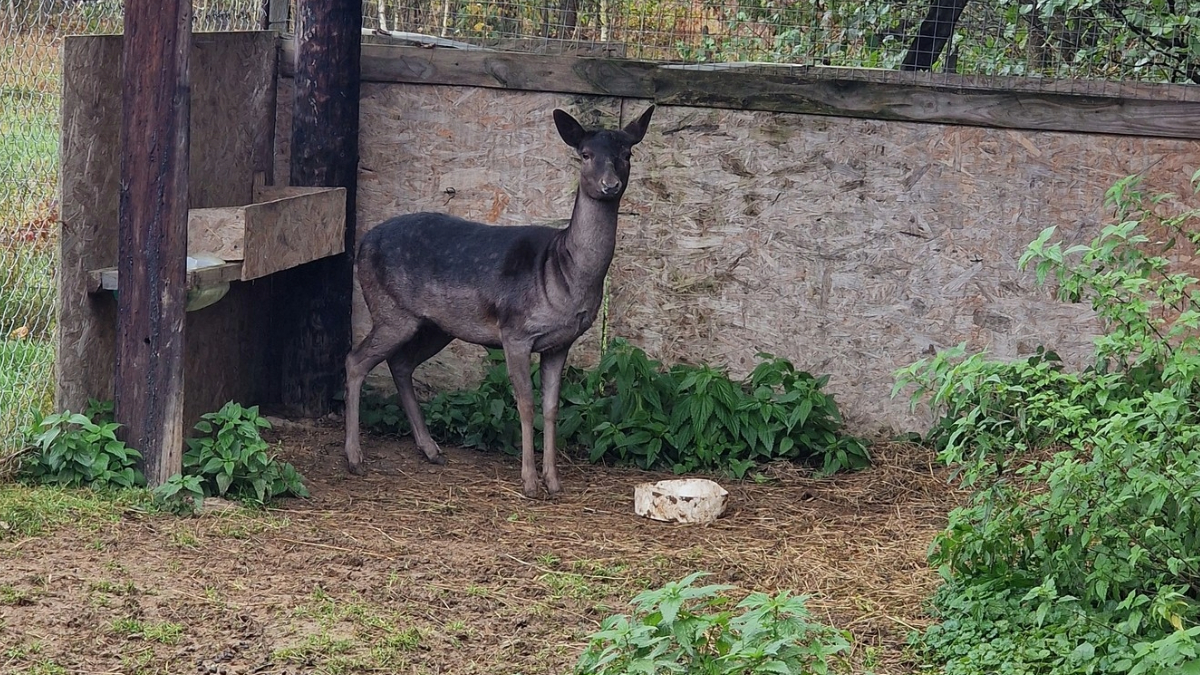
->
57, 35, 123, 413
241, 187, 346, 280
59, 32, 280, 434
330, 82, 1200, 433
189, 31, 279, 208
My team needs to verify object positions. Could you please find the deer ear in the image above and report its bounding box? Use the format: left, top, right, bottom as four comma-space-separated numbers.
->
623, 105, 655, 145
553, 109, 586, 149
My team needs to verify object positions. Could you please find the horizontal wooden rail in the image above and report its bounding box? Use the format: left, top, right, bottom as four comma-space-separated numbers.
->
88, 262, 243, 294
279, 42, 1200, 140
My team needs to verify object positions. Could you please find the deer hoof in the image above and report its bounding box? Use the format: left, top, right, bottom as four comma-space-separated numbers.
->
543, 475, 562, 495
346, 459, 367, 476
522, 483, 540, 499
419, 446, 446, 465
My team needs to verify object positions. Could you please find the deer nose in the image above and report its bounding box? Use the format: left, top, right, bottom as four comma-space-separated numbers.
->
600, 178, 622, 195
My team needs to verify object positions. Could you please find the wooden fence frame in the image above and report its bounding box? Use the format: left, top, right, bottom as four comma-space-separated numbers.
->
280, 41, 1200, 141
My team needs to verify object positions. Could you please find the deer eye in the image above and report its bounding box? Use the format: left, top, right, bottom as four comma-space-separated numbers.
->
580, 150, 593, 160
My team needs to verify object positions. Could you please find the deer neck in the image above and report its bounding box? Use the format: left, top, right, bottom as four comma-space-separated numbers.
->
555, 189, 621, 288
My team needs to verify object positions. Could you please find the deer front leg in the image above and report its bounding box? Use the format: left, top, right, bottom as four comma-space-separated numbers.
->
502, 340, 539, 498
538, 347, 570, 495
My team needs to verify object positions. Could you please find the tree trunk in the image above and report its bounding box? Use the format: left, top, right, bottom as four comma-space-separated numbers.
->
900, 0, 970, 71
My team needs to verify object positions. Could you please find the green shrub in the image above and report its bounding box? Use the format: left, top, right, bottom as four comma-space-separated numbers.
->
150, 474, 206, 516
181, 402, 308, 505
575, 572, 851, 675
363, 342, 868, 477
21, 399, 145, 489
894, 173, 1200, 675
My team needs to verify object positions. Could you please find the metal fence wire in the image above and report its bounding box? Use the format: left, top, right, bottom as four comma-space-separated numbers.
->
359, 0, 1200, 89
0, 1, 264, 460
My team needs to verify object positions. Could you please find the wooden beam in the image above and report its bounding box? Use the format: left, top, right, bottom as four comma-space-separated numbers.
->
88, 263, 243, 294
269, 0, 361, 417
115, 0, 192, 486
282, 43, 1200, 140
650, 67, 1200, 140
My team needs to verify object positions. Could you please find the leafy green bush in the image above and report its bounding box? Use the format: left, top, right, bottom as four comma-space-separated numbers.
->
363, 341, 868, 477
181, 402, 308, 504
894, 173, 1200, 675
21, 399, 145, 489
575, 572, 851, 675
150, 474, 206, 516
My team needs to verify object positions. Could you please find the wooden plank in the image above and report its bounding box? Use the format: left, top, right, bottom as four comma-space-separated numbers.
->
188, 206, 247, 261
57, 35, 123, 415
189, 31, 279, 209
115, 0, 192, 486
270, 0, 361, 417
88, 263, 244, 292
283, 43, 1200, 140
282, 41, 658, 97
241, 187, 345, 280
651, 67, 1200, 140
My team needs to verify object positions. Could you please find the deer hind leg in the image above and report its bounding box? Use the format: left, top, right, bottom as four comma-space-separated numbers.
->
386, 324, 453, 465
501, 339, 540, 498
344, 316, 421, 475
538, 347, 570, 495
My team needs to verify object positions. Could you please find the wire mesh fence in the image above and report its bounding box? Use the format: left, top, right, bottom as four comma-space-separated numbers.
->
360, 0, 1200, 89
0, 1, 265, 461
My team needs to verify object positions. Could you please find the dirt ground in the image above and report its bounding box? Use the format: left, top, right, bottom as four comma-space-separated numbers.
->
0, 420, 960, 674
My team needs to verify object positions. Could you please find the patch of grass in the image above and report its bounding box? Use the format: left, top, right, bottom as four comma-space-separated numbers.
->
26, 661, 68, 675
167, 528, 200, 549
110, 618, 184, 645
273, 631, 358, 660
143, 621, 184, 645
539, 570, 604, 602
0, 484, 147, 542
0, 337, 53, 462
0, 583, 31, 605
3, 641, 43, 661
88, 579, 136, 596
276, 590, 429, 673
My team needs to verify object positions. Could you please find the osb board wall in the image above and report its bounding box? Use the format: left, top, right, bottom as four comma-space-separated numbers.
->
58, 32, 278, 428
273, 80, 1199, 433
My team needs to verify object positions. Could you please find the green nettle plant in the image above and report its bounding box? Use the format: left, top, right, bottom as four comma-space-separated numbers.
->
22, 399, 145, 489
894, 172, 1200, 675
362, 341, 869, 478
180, 402, 308, 505
150, 474, 206, 516
575, 572, 851, 675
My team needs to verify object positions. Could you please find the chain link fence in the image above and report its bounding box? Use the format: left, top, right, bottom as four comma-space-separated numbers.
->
0, 0, 265, 461
360, 0, 1200, 93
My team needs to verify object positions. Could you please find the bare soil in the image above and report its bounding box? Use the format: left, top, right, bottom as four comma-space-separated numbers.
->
0, 420, 960, 674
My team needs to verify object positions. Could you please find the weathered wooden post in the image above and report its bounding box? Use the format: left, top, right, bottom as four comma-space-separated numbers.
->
114, 0, 192, 485
270, 0, 362, 417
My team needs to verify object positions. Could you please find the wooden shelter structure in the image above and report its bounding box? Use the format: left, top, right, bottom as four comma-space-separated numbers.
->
57, 1, 362, 485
